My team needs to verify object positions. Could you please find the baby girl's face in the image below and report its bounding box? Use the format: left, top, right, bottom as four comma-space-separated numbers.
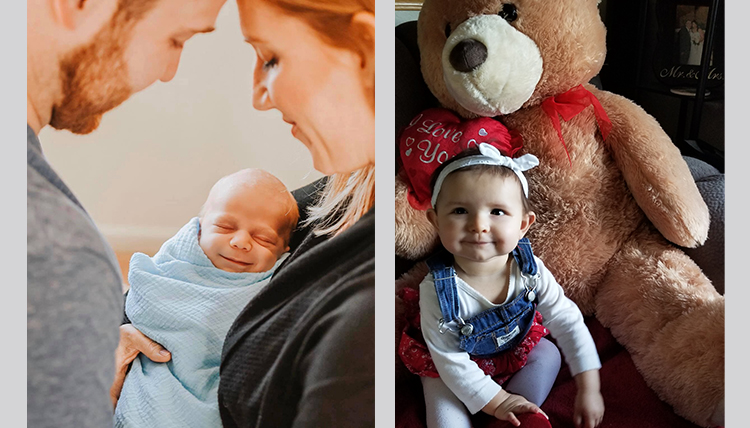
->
199, 177, 294, 273
428, 170, 534, 266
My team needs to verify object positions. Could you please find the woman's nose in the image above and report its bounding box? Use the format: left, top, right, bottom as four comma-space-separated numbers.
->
230, 232, 252, 251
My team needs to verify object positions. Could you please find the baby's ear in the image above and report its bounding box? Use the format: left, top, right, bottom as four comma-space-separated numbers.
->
426, 208, 439, 230
519, 211, 536, 237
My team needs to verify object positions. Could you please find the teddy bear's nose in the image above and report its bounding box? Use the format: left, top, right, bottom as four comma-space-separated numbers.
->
449, 39, 488, 72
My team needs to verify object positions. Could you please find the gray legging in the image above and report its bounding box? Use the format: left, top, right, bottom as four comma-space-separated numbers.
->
421, 338, 561, 428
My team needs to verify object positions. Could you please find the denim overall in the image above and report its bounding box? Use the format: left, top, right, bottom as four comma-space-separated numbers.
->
427, 238, 540, 358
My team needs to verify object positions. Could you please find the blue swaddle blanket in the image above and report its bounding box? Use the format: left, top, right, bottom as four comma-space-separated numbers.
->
114, 217, 287, 428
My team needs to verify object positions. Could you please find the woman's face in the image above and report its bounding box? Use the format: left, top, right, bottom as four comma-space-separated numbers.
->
237, 0, 375, 175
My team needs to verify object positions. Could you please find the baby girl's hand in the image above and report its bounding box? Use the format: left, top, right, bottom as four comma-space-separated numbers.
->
574, 389, 604, 428
573, 369, 604, 428
483, 390, 548, 426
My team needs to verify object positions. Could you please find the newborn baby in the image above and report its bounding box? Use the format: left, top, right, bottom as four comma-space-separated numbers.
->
115, 168, 299, 428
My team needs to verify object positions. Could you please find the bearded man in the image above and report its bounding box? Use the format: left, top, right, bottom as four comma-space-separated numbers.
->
27, 0, 225, 426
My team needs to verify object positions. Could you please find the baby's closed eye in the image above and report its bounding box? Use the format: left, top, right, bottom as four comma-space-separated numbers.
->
254, 235, 276, 246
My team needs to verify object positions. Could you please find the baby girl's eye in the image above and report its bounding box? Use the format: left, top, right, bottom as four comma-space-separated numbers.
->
215, 224, 233, 231
491, 209, 505, 216
452, 208, 467, 215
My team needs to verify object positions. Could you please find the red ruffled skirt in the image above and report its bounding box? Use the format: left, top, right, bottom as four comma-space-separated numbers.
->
398, 287, 549, 385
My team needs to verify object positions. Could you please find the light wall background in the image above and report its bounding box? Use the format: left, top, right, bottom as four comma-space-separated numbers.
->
395, 10, 419, 26
39, 3, 322, 255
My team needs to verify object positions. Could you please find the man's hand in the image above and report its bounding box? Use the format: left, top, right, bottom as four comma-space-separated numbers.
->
109, 324, 171, 409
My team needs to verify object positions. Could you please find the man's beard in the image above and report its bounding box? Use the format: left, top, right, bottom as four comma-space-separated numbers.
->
50, 19, 133, 135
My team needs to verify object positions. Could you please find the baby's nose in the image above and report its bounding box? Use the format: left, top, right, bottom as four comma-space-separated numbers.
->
469, 215, 489, 233
230, 232, 253, 250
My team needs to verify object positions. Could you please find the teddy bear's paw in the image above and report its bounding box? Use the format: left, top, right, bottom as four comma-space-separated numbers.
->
395, 179, 439, 259
637, 299, 724, 427
598, 287, 724, 426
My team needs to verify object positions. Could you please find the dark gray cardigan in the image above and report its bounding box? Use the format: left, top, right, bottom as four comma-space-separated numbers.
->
218, 182, 375, 428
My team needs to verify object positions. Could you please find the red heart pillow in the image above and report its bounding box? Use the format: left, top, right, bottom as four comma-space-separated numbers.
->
398, 108, 523, 210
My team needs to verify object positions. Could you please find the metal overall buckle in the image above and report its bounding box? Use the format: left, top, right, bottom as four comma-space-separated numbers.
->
522, 272, 541, 302
437, 316, 474, 336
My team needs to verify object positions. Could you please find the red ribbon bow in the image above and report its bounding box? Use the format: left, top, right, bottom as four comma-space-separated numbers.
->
540, 85, 612, 166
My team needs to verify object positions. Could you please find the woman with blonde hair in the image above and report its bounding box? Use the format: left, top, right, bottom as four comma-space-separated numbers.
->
111, 0, 375, 425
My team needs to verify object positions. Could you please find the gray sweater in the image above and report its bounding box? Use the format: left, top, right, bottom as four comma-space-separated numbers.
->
27, 125, 123, 428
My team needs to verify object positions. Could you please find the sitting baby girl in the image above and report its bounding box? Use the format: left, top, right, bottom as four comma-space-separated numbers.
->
114, 168, 299, 428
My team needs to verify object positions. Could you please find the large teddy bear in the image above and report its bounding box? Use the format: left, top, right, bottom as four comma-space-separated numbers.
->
394, 0, 724, 426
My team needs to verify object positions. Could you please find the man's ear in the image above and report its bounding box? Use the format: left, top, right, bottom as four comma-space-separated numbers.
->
350, 11, 374, 80
51, 0, 116, 32
519, 211, 536, 237
426, 208, 439, 230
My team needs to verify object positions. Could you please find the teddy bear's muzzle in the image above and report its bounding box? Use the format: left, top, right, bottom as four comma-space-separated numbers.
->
441, 14, 543, 116
449, 39, 488, 72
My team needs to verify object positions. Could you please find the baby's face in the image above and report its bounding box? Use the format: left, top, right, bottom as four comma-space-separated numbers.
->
199, 180, 293, 273
428, 170, 533, 265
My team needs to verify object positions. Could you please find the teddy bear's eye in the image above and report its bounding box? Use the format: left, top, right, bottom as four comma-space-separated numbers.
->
445, 23, 452, 38
498, 3, 518, 22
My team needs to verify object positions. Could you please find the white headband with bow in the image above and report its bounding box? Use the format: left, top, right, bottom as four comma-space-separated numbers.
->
431, 143, 539, 207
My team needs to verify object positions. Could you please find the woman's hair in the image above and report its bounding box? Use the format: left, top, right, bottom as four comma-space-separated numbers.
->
263, 0, 374, 61
266, 0, 375, 236
430, 147, 534, 214
306, 165, 375, 236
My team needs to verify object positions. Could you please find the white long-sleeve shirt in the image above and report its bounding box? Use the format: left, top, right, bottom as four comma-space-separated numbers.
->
419, 255, 601, 414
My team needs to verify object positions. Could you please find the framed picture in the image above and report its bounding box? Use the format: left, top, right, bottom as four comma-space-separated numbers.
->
650, 0, 724, 88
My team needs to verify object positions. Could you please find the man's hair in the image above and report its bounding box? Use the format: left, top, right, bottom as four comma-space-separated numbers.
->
114, 0, 162, 25
430, 147, 534, 214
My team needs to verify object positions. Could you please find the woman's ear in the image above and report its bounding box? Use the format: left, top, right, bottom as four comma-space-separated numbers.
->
350, 11, 375, 83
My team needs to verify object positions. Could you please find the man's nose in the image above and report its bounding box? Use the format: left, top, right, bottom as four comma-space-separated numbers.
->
160, 52, 182, 83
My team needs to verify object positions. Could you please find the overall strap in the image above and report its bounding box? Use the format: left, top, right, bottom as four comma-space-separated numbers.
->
426, 251, 460, 323
511, 237, 538, 276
